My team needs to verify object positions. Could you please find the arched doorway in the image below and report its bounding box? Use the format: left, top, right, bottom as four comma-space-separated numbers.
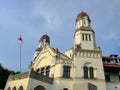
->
34, 85, 45, 90
63, 88, 69, 90
18, 86, 24, 90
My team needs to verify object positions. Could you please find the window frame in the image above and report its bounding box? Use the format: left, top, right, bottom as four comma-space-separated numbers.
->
63, 66, 71, 78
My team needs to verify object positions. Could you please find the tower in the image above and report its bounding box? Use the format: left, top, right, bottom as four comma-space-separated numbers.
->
74, 12, 96, 50
33, 34, 50, 59
73, 12, 106, 90
38, 34, 50, 48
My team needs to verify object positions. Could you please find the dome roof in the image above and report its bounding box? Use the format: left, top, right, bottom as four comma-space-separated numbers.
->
77, 12, 88, 18
39, 34, 50, 44
77, 12, 91, 22
40, 34, 49, 41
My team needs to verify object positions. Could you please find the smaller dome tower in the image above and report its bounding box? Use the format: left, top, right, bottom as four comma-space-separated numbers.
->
33, 34, 50, 59
76, 12, 91, 29
38, 34, 50, 48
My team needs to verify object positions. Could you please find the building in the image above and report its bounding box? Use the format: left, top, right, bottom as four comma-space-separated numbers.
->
4, 12, 120, 90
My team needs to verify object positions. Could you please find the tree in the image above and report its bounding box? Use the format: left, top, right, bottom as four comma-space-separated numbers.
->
0, 64, 19, 89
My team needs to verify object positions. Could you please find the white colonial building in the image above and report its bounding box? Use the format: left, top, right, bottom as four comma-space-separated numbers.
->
4, 12, 120, 90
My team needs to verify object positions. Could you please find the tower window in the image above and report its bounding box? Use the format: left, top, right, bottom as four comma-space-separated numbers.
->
90, 67, 94, 79
89, 34, 91, 41
84, 66, 88, 79
82, 34, 91, 41
82, 34, 85, 40
83, 66, 95, 79
63, 66, 71, 78
83, 19, 86, 25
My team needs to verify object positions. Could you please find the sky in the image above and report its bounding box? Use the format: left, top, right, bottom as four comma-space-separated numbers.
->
0, 0, 120, 72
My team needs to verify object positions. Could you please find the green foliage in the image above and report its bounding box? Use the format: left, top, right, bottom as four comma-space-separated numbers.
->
0, 64, 19, 89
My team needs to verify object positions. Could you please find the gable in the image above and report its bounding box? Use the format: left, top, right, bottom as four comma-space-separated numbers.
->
32, 44, 56, 70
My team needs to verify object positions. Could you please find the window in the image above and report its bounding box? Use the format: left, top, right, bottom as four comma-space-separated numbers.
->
63, 66, 71, 78
36, 68, 40, 73
46, 66, 50, 77
83, 66, 94, 79
86, 34, 88, 41
83, 19, 86, 25
84, 66, 88, 79
41, 67, 44, 75
90, 67, 94, 79
105, 74, 110, 81
82, 34, 91, 41
82, 34, 84, 40
89, 34, 91, 41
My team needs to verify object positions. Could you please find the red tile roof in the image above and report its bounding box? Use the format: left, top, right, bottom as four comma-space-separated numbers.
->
77, 12, 88, 18
103, 63, 120, 67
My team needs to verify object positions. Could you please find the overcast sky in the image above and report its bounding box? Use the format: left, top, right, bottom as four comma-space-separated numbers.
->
0, 0, 120, 72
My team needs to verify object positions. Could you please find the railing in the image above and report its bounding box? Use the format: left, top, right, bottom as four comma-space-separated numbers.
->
8, 69, 53, 84
30, 69, 53, 84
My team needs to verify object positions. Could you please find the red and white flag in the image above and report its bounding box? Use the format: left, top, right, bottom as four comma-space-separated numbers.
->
18, 36, 23, 44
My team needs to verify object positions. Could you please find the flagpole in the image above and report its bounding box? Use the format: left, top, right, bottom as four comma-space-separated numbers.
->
18, 36, 23, 73
20, 42, 22, 73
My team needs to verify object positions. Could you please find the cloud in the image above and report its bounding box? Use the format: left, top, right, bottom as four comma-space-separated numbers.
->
103, 32, 120, 41
31, 1, 62, 33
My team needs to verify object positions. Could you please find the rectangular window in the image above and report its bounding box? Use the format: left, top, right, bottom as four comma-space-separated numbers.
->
82, 34, 84, 40
86, 34, 88, 41
63, 66, 71, 78
119, 76, 120, 81
40, 67, 44, 75
115, 59, 118, 63
105, 74, 110, 82
89, 34, 91, 41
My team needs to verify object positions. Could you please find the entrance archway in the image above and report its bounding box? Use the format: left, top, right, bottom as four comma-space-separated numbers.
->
63, 88, 69, 90
34, 85, 45, 90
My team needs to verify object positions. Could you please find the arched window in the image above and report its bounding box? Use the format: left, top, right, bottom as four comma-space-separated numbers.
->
90, 67, 94, 79
63, 88, 69, 90
83, 62, 95, 79
84, 66, 88, 79
36, 68, 40, 73
41, 67, 44, 75
7, 87, 11, 90
46, 66, 50, 77
18, 86, 24, 90
12, 87, 16, 90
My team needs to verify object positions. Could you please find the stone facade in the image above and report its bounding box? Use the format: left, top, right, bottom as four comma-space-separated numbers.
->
4, 12, 120, 90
